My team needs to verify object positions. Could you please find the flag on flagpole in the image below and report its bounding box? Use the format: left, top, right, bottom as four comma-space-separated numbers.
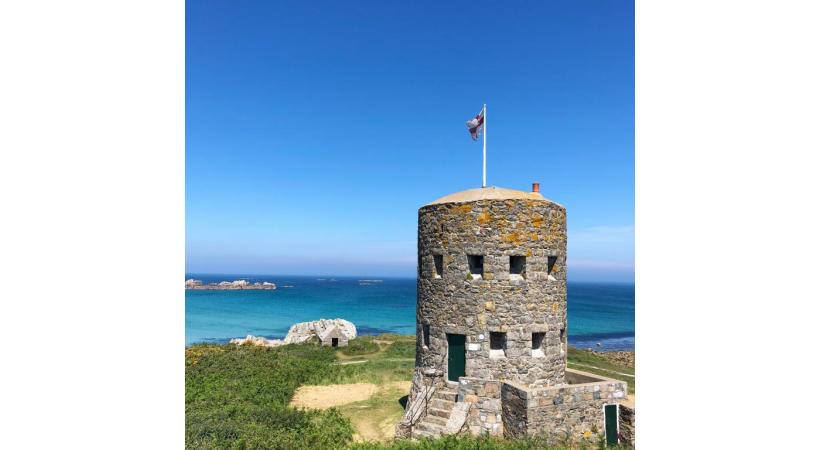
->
465, 107, 485, 140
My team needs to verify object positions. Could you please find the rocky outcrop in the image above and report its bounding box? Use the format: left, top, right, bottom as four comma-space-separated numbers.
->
284, 318, 356, 344
591, 350, 635, 368
229, 319, 357, 348
229, 335, 284, 347
186, 279, 277, 290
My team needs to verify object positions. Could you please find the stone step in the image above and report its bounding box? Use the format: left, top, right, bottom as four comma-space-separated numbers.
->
411, 428, 438, 439
433, 389, 458, 402
414, 421, 445, 434
423, 414, 448, 426
429, 398, 455, 411
428, 407, 452, 419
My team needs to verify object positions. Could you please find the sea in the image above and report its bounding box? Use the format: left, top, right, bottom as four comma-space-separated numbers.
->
185, 275, 634, 351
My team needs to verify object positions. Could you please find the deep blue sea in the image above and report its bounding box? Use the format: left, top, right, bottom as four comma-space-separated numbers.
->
185, 275, 634, 351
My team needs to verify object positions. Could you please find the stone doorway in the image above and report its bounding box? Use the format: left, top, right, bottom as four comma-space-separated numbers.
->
446, 334, 466, 381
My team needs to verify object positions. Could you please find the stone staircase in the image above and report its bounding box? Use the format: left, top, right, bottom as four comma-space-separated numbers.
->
410, 388, 458, 439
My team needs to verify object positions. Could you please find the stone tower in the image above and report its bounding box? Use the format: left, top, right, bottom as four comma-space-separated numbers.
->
415, 185, 567, 387
398, 185, 629, 444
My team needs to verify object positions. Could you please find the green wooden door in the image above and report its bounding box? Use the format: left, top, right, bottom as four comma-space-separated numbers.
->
446, 334, 466, 381
604, 404, 618, 446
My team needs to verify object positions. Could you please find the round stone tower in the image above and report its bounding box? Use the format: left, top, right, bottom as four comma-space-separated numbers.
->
415, 185, 567, 387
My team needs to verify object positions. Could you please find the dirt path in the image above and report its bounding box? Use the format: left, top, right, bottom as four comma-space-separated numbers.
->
290, 381, 411, 442
567, 362, 635, 378
333, 358, 414, 366
346, 381, 410, 442
290, 383, 379, 409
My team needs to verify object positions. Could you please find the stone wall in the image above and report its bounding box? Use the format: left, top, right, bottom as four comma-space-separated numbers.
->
500, 382, 528, 438
457, 377, 503, 436
501, 378, 628, 445
619, 404, 635, 448
416, 198, 568, 386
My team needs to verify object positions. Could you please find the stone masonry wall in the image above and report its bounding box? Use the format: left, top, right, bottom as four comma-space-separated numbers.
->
500, 382, 528, 437
457, 377, 503, 436
416, 198, 568, 386
502, 379, 628, 445
619, 404, 635, 449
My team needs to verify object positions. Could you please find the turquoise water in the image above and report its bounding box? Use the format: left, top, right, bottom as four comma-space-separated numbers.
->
185, 275, 634, 351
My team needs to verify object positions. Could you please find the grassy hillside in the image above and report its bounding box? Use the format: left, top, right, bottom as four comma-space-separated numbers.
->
186, 335, 633, 449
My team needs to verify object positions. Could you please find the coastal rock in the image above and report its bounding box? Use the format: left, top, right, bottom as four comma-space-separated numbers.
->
186, 279, 277, 290
591, 350, 635, 368
230, 335, 284, 347
284, 318, 357, 345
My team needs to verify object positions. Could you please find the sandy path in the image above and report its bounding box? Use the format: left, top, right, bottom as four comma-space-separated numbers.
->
290, 383, 379, 409
290, 381, 412, 442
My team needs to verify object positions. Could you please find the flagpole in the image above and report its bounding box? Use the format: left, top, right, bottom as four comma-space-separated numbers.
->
482, 103, 487, 188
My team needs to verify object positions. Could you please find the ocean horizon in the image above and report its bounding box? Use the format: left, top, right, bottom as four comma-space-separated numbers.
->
185, 274, 634, 351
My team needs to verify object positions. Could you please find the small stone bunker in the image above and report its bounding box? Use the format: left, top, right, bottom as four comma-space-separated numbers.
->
396, 185, 633, 447
319, 325, 349, 347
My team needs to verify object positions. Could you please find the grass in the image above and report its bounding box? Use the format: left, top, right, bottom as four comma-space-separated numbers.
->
186, 343, 354, 449
340, 339, 381, 356
349, 434, 631, 450
186, 335, 635, 449
334, 382, 409, 442
381, 339, 415, 359
566, 347, 635, 394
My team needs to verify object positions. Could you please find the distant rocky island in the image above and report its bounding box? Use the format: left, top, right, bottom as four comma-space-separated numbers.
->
185, 279, 276, 290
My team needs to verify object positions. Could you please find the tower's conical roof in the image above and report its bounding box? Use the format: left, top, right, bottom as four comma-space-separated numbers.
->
426, 186, 558, 206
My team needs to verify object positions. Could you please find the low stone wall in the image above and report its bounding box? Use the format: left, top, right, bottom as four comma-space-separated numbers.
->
457, 377, 503, 436
500, 382, 528, 437
619, 404, 635, 449
501, 371, 628, 445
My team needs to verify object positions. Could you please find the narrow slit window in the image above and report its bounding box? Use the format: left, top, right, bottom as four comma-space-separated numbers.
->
489, 332, 506, 357
547, 256, 558, 280
467, 255, 484, 280
433, 255, 443, 279
423, 324, 431, 348
560, 328, 566, 344
532, 332, 546, 357
510, 255, 526, 280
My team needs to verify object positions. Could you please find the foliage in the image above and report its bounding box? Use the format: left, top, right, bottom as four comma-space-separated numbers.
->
381, 339, 415, 359
186, 337, 635, 449
351, 433, 632, 450
351, 434, 575, 450
566, 347, 635, 394
339, 338, 380, 356
186, 343, 354, 449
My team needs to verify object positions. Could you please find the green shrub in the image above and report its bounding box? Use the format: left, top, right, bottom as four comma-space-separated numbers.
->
382, 340, 415, 359
340, 338, 380, 356
186, 343, 353, 449
349, 434, 578, 449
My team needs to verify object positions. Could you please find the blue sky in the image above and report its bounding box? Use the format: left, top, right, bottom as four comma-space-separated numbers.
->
186, 1, 634, 282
